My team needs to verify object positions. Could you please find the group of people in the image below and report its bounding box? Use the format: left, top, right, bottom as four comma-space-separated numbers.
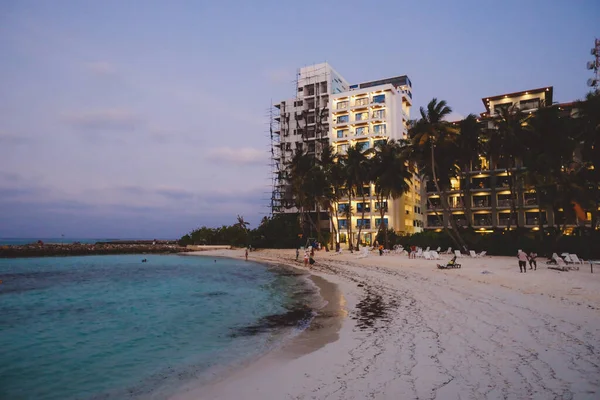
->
296, 246, 316, 268
517, 250, 537, 273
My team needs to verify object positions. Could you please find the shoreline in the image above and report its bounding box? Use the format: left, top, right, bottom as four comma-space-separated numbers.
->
173, 248, 600, 399
171, 249, 352, 400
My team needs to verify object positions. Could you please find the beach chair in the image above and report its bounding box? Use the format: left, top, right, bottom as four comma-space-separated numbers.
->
469, 250, 477, 258
430, 251, 441, 260
415, 248, 424, 258
548, 254, 569, 271
424, 251, 432, 260
436, 247, 441, 252
569, 254, 584, 264
478, 251, 487, 257
563, 254, 574, 263
438, 256, 461, 269
424, 246, 430, 252
443, 247, 452, 255
454, 250, 463, 258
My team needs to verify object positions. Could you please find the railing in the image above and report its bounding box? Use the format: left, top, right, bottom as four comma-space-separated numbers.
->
498, 219, 513, 226
354, 129, 369, 136
427, 204, 442, 210
355, 114, 368, 121
372, 111, 386, 119
336, 103, 348, 110
472, 201, 490, 208
474, 219, 492, 226
355, 225, 372, 229
525, 219, 539, 225
354, 99, 369, 106
427, 221, 444, 227
524, 198, 537, 206
497, 199, 512, 207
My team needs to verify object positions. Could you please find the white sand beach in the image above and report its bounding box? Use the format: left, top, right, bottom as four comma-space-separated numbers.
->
175, 249, 600, 400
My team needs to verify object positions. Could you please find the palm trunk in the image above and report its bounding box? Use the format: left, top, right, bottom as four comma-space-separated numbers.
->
431, 142, 468, 252
356, 191, 367, 249
535, 188, 544, 239
347, 191, 353, 251
377, 192, 387, 248
330, 203, 339, 249
315, 203, 322, 245
463, 164, 472, 227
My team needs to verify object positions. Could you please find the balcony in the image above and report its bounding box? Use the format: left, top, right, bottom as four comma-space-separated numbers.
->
372, 111, 386, 120
353, 98, 369, 108
427, 220, 444, 227
471, 177, 491, 190
497, 199, 512, 208
523, 196, 537, 207
473, 217, 493, 226
355, 225, 372, 230
497, 218, 514, 226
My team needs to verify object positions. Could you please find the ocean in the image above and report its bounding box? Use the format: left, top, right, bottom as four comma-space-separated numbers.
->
0, 254, 317, 400
0, 238, 170, 246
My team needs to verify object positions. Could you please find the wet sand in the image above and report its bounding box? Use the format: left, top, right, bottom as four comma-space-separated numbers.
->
174, 248, 600, 400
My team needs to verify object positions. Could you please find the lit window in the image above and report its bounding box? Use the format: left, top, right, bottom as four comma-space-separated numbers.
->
372, 94, 385, 104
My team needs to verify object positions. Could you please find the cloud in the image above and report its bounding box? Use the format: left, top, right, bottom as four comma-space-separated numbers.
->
207, 147, 265, 166
61, 109, 142, 131
85, 61, 117, 76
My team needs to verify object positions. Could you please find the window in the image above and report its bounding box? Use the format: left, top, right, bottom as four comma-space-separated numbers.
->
285, 143, 291, 151
375, 201, 388, 211
298, 87, 303, 92
374, 139, 386, 147
355, 97, 369, 106
494, 102, 512, 115
338, 203, 349, 213
357, 186, 370, 197
337, 115, 349, 123
375, 218, 389, 227
355, 126, 368, 136
355, 112, 368, 121
373, 124, 386, 135
297, 143, 303, 152
372, 94, 385, 104
338, 219, 348, 229
356, 219, 371, 229
356, 141, 369, 151
294, 100, 303, 107
520, 98, 540, 111
356, 202, 371, 212
372, 109, 385, 119
337, 129, 348, 138
336, 101, 348, 110
337, 144, 349, 154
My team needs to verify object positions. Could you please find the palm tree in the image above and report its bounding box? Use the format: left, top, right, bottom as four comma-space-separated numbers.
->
371, 139, 412, 248
286, 149, 318, 238
456, 114, 483, 227
489, 104, 531, 228
522, 105, 575, 236
408, 98, 467, 251
574, 91, 600, 229
343, 144, 370, 250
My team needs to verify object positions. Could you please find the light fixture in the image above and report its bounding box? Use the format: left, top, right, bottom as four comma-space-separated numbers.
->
546, 88, 549, 91
525, 92, 528, 94
504, 95, 508, 98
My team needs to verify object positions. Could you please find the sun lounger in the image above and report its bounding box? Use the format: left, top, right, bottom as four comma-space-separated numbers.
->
454, 250, 463, 258
479, 251, 487, 257
442, 247, 452, 254
569, 254, 584, 264
438, 260, 461, 269
430, 251, 441, 260
548, 254, 569, 271
357, 247, 370, 259
424, 251, 432, 260
469, 250, 477, 258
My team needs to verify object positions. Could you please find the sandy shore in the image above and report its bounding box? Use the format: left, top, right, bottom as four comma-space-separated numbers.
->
174, 248, 600, 400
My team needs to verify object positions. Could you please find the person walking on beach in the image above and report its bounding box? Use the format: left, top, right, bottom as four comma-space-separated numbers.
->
529, 251, 537, 270
517, 250, 528, 273
295, 248, 300, 261
245, 248, 249, 261
303, 251, 309, 267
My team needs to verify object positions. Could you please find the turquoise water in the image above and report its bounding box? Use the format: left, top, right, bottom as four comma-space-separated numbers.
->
0, 255, 315, 400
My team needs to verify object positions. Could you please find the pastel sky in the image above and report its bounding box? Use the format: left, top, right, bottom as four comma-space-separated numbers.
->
0, 1, 598, 238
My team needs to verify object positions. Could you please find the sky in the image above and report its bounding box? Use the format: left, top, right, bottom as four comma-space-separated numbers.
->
0, 0, 598, 239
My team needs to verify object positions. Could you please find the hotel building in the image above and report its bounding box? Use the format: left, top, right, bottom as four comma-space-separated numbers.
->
271, 64, 423, 243
423, 86, 585, 232
330, 76, 423, 246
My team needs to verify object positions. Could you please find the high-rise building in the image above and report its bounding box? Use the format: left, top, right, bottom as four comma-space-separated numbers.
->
270, 64, 423, 245
271, 63, 349, 214
330, 75, 423, 246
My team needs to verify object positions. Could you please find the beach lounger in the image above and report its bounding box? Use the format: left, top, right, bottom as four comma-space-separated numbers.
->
438, 259, 461, 269
424, 251, 432, 260
424, 246, 430, 252
357, 247, 370, 259
436, 247, 441, 252
479, 251, 487, 257
443, 247, 452, 255
469, 250, 477, 258
563, 254, 574, 263
454, 250, 463, 258
548, 254, 569, 271
569, 254, 584, 264
415, 248, 424, 258
430, 251, 441, 260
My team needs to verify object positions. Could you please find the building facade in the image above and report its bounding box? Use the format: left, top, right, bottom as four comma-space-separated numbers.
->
423, 86, 585, 233
330, 76, 423, 246
271, 64, 423, 244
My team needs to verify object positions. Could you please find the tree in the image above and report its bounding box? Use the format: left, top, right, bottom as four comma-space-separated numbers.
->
286, 149, 319, 238
489, 104, 531, 228
456, 114, 483, 227
408, 98, 467, 251
344, 144, 371, 249
371, 139, 412, 248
